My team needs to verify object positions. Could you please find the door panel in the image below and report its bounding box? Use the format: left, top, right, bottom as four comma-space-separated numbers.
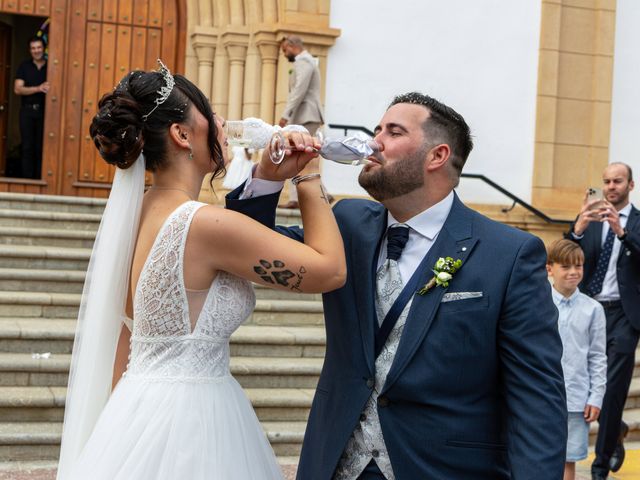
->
0, 0, 184, 195
0, 22, 11, 176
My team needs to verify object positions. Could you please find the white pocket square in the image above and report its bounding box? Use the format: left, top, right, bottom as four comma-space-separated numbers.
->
441, 292, 483, 303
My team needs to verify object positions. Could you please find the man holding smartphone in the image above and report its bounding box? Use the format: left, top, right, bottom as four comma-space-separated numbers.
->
566, 162, 639, 480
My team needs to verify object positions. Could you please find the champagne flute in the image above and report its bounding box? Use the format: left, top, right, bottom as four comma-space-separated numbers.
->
224, 118, 287, 164
312, 130, 381, 166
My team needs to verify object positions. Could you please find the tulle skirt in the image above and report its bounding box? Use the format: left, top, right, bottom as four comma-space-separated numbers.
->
65, 374, 284, 480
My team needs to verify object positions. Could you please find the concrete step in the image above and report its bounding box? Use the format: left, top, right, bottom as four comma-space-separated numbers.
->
0, 269, 86, 294
0, 227, 96, 249
0, 192, 301, 224
0, 423, 60, 462
0, 319, 326, 357
0, 420, 306, 461
0, 210, 101, 231
0, 353, 322, 388
0, 292, 81, 319
249, 299, 324, 326
0, 246, 89, 271
0, 385, 314, 423
0, 291, 324, 324
0, 193, 106, 214
0, 269, 320, 301
625, 377, 640, 410
253, 283, 320, 302
0, 319, 76, 354
230, 325, 325, 358
0, 459, 298, 477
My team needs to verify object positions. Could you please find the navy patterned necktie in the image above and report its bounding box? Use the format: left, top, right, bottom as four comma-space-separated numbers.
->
385, 224, 410, 261
375, 224, 410, 323
586, 227, 616, 297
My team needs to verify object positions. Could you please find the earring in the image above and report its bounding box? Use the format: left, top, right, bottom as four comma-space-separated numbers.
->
188, 146, 193, 160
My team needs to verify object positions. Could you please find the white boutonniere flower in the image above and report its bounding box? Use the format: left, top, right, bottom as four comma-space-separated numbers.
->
418, 256, 463, 295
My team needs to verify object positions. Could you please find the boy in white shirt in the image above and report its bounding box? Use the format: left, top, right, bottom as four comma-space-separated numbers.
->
547, 239, 607, 480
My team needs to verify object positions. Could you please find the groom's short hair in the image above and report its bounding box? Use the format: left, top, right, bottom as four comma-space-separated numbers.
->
546, 239, 585, 265
389, 92, 473, 179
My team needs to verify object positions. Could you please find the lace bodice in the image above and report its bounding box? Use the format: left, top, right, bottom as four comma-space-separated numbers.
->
127, 201, 256, 381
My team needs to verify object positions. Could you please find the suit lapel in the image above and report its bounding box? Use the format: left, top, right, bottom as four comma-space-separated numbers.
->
382, 196, 477, 393
625, 206, 640, 233
352, 206, 387, 374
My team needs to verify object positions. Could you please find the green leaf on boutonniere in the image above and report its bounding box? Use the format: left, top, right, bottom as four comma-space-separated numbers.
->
417, 256, 463, 295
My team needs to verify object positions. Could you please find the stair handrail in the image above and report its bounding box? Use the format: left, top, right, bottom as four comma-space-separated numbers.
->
327, 123, 573, 225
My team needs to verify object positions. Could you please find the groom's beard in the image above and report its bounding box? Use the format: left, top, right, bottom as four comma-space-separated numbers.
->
358, 149, 425, 202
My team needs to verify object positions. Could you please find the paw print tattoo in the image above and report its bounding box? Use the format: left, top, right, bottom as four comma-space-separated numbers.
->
254, 260, 295, 286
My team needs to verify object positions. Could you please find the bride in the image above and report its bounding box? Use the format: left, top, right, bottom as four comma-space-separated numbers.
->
56, 62, 346, 479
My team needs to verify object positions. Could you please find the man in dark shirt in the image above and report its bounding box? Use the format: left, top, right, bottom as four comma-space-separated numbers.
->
13, 36, 49, 179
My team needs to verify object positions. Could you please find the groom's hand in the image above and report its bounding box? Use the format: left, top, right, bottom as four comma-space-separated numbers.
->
254, 131, 321, 181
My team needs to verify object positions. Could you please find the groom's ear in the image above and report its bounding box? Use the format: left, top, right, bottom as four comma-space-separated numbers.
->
425, 143, 451, 173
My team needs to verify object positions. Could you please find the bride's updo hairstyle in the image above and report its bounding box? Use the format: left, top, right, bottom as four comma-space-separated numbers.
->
89, 69, 225, 180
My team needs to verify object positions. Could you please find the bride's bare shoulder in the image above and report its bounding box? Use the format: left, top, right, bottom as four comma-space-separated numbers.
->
190, 203, 259, 238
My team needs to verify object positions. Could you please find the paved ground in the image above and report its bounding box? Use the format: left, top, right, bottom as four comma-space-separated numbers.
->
3, 449, 640, 479
575, 442, 640, 479
0, 464, 298, 479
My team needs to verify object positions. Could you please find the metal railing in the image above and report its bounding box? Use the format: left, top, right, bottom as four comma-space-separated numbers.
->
327, 123, 573, 225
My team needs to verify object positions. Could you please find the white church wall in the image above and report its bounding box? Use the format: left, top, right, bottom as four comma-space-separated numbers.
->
323, 0, 542, 205
610, 0, 640, 205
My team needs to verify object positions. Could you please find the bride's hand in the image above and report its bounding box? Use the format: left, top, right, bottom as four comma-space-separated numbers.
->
255, 131, 321, 181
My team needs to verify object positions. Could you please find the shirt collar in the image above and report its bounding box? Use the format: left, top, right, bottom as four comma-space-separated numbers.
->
551, 286, 580, 306
619, 202, 632, 218
387, 191, 455, 240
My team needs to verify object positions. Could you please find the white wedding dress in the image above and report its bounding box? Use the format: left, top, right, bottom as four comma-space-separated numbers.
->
64, 201, 284, 479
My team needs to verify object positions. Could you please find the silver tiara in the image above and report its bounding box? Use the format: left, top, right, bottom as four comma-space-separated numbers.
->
142, 59, 175, 122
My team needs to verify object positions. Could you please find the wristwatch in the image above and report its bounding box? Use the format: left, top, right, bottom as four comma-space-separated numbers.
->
617, 228, 628, 241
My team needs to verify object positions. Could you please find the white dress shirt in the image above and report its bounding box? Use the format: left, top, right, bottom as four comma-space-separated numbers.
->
595, 203, 631, 302
377, 192, 454, 283
238, 166, 284, 199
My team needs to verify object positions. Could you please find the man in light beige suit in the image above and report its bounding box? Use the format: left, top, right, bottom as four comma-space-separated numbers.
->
279, 35, 328, 208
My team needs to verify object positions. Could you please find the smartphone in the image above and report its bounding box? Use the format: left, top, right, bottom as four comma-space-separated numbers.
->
587, 187, 604, 208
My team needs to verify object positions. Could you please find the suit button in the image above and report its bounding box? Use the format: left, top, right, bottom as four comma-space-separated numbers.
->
366, 378, 374, 389
372, 449, 380, 458
359, 413, 367, 422
378, 396, 389, 407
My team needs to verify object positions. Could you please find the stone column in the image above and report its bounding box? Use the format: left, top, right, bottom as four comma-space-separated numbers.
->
531, 0, 617, 211
223, 32, 249, 120
242, 43, 262, 119
212, 36, 229, 117
255, 32, 279, 124
191, 28, 218, 102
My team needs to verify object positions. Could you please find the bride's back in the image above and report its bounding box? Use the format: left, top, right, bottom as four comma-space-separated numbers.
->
128, 195, 218, 322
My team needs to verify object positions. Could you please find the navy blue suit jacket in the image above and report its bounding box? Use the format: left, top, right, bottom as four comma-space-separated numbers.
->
566, 205, 640, 331
227, 189, 567, 479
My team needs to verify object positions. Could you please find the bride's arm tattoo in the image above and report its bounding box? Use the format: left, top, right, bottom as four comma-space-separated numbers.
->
253, 259, 307, 292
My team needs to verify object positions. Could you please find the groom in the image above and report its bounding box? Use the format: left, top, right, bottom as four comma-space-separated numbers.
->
227, 92, 567, 479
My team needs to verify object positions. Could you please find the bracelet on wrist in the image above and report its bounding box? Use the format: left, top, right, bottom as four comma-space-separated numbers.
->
291, 173, 321, 186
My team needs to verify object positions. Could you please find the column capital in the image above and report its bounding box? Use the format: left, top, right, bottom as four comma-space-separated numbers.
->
191, 28, 218, 63
191, 26, 219, 46
275, 27, 340, 48
222, 31, 249, 64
